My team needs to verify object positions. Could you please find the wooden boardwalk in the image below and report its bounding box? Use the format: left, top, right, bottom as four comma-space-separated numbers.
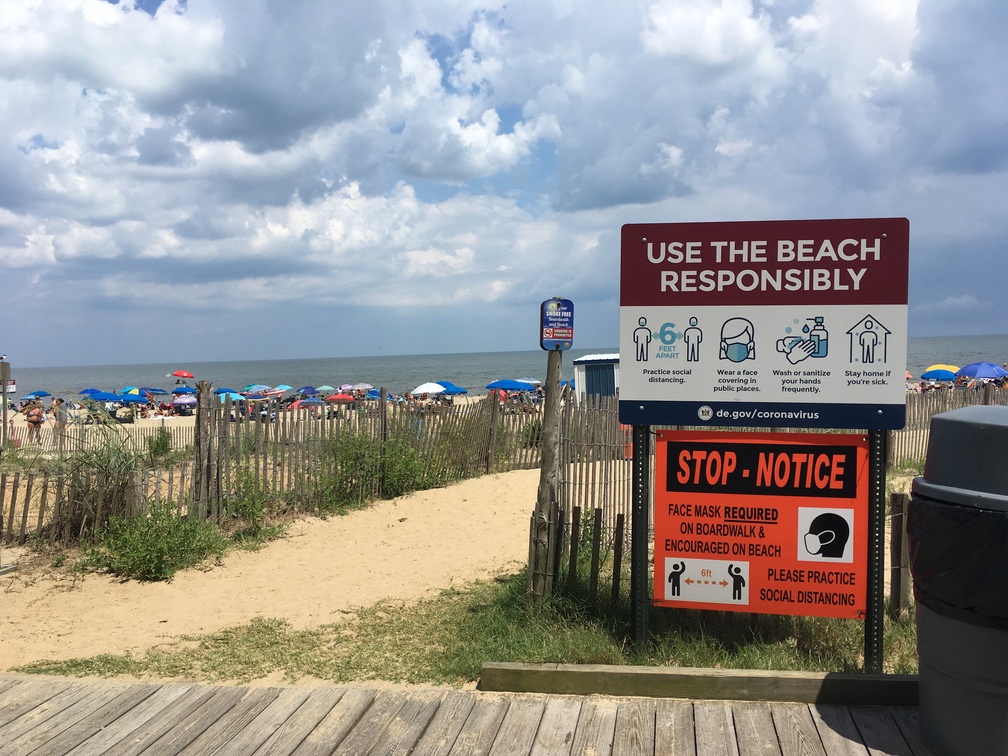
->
0, 674, 933, 755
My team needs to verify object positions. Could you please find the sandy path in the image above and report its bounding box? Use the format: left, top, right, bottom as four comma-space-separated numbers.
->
0, 469, 540, 671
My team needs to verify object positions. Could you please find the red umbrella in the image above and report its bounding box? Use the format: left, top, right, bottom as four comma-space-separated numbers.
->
171, 370, 194, 378
325, 393, 355, 403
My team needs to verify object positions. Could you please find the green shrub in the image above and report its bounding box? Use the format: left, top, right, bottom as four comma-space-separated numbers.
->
145, 426, 172, 460
87, 500, 227, 581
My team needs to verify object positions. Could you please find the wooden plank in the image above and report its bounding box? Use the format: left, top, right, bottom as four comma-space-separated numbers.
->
329, 688, 413, 755
528, 695, 581, 756
568, 696, 618, 756
0, 678, 73, 728
694, 700, 739, 756
846, 706, 915, 756
357, 688, 443, 756
252, 687, 345, 755
28, 683, 161, 755
292, 687, 377, 755
63, 684, 199, 755
611, 698, 656, 756
119, 685, 247, 755
176, 687, 281, 754
487, 694, 546, 755
731, 700, 781, 756
808, 704, 870, 756
410, 689, 477, 756
446, 694, 511, 755
885, 707, 932, 756
0, 684, 128, 753
654, 699, 695, 756
0, 682, 96, 739
214, 688, 312, 754
769, 702, 826, 756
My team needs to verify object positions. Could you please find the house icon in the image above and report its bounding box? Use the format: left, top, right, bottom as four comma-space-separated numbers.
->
847, 315, 890, 365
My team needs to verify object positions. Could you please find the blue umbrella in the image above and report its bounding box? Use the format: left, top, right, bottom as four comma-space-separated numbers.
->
955, 362, 1008, 380
85, 391, 123, 402
116, 393, 150, 404
296, 385, 319, 395
218, 392, 244, 402
80, 388, 102, 395
273, 384, 293, 392
140, 387, 169, 395
242, 383, 271, 393
486, 379, 537, 392
435, 381, 468, 395
920, 369, 955, 382
213, 387, 239, 394
172, 385, 197, 395
295, 396, 324, 406
25, 390, 51, 397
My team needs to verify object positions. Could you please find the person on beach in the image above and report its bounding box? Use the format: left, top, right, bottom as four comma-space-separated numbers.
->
24, 399, 44, 443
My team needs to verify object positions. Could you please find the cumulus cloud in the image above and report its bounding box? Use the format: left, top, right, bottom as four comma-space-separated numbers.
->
0, 0, 1006, 365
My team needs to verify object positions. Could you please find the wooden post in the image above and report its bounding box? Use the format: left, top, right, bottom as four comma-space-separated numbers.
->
530, 347, 563, 601
0, 359, 9, 449
611, 512, 625, 609
565, 505, 581, 595
888, 493, 912, 621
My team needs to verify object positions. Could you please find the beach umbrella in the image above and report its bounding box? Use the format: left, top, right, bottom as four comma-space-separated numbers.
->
172, 385, 197, 395
325, 393, 355, 403
273, 384, 293, 392
365, 388, 382, 400
120, 386, 139, 394
955, 362, 1008, 380
172, 394, 197, 405
316, 384, 336, 393
24, 390, 51, 397
486, 379, 537, 392
245, 393, 268, 400
85, 391, 122, 402
213, 387, 239, 394
517, 377, 542, 386
79, 388, 101, 395
290, 397, 325, 409
218, 392, 244, 402
296, 385, 319, 395
339, 383, 355, 391
435, 381, 468, 395
116, 393, 149, 404
920, 369, 955, 381
140, 387, 169, 395
242, 383, 271, 393
171, 370, 194, 378
412, 382, 446, 395
925, 364, 960, 373
352, 382, 373, 391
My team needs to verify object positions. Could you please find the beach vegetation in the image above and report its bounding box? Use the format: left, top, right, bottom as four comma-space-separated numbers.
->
81, 499, 227, 581
15, 568, 918, 684
144, 425, 172, 461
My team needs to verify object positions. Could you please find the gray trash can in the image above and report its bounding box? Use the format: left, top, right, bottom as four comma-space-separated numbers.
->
909, 405, 1008, 756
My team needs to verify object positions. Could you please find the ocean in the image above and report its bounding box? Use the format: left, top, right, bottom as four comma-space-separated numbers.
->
5, 334, 1007, 399
3, 348, 615, 399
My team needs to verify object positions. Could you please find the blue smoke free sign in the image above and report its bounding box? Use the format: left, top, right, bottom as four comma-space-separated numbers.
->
541, 297, 574, 351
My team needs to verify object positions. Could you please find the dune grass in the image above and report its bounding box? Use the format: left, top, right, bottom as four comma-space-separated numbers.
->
16, 568, 918, 686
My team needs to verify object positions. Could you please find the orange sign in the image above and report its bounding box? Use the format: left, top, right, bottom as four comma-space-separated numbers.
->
653, 430, 868, 619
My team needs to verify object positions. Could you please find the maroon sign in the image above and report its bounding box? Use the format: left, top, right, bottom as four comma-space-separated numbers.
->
620, 218, 909, 307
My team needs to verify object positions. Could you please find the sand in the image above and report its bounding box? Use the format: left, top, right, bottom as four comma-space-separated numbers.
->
0, 467, 540, 672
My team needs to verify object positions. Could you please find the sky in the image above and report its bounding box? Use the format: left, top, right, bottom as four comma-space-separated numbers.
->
2, 0, 1005, 368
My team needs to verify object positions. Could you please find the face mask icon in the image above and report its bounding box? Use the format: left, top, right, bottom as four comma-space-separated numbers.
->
804, 530, 834, 555
804, 513, 850, 559
720, 318, 756, 363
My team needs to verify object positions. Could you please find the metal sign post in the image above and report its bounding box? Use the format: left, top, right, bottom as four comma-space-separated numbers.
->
865, 429, 887, 673
631, 424, 651, 646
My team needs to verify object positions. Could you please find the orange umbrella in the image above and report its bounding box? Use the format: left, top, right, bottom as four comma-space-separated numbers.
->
325, 393, 355, 403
